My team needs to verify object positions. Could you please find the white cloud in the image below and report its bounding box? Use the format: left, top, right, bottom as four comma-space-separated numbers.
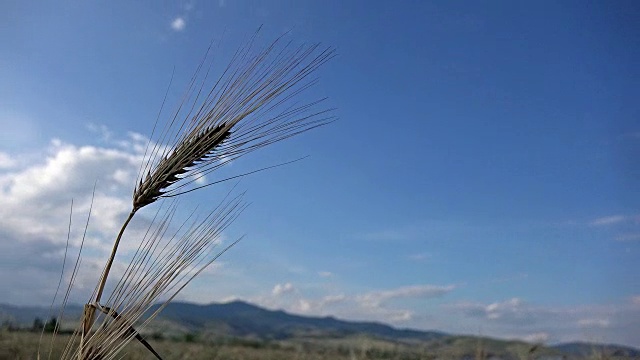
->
0, 152, 15, 169
294, 299, 311, 312
112, 169, 132, 185
446, 297, 640, 347
320, 294, 347, 305
0, 137, 147, 304
449, 297, 538, 325
252, 283, 454, 326
0, 139, 139, 240
272, 282, 295, 296
318, 271, 333, 278
485, 298, 525, 320
521, 332, 550, 343
0, 131, 232, 306
171, 17, 186, 31
294, 294, 415, 322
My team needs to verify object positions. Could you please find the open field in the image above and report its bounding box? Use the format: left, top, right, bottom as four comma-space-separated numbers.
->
2, 331, 435, 360
3, 330, 637, 360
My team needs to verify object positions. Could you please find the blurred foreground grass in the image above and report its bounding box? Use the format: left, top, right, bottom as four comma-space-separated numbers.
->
1, 330, 434, 360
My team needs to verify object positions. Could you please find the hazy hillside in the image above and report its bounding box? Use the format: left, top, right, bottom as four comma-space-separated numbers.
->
0, 303, 82, 325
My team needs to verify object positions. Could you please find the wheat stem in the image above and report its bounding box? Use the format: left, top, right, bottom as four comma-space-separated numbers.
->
81, 208, 136, 354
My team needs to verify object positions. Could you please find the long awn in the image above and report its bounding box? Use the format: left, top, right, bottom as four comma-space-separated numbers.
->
39, 30, 334, 360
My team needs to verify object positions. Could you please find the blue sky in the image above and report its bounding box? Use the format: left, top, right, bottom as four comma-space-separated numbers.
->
1, 0, 639, 348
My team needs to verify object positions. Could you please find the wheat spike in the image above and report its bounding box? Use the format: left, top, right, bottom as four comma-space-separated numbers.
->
133, 124, 232, 209
60, 30, 335, 360
133, 32, 335, 210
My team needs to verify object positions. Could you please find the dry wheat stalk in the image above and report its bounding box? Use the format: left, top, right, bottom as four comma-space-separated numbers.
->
39, 30, 334, 360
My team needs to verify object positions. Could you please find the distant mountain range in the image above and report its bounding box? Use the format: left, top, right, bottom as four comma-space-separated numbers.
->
148, 300, 447, 342
2, 300, 639, 359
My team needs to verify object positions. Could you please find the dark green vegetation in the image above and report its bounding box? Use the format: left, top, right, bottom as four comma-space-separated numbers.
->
1, 301, 638, 359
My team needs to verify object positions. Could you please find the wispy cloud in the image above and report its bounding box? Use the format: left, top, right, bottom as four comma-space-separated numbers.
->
615, 233, 640, 242
590, 215, 629, 226
588, 214, 640, 242
356, 284, 455, 309
86, 123, 113, 142
408, 252, 430, 261
589, 214, 639, 227
253, 283, 455, 325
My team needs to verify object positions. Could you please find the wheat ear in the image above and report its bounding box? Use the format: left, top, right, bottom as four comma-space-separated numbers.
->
70, 31, 334, 360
